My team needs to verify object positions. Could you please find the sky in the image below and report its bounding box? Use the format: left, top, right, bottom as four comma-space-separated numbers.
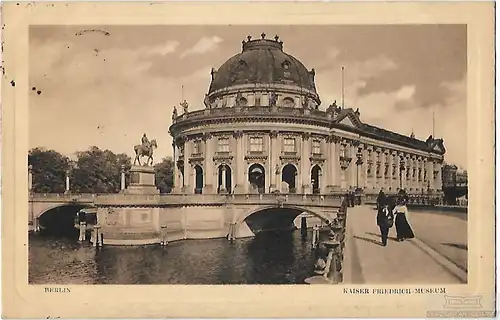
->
29, 25, 467, 169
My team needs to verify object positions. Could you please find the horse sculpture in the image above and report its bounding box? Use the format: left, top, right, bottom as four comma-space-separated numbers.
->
133, 139, 158, 166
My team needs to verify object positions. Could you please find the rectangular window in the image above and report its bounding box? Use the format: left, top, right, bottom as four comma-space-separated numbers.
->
217, 137, 230, 152
312, 139, 321, 154
283, 138, 296, 153
193, 140, 201, 154
249, 137, 263, 152
340, 145, 346, 158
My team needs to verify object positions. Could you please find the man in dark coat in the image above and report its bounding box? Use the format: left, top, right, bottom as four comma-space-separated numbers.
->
376, 197, 393, 246
376, 190, 386, 210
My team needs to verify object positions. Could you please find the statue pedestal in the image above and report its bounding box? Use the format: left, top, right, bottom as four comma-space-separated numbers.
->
123, 165, 159, 195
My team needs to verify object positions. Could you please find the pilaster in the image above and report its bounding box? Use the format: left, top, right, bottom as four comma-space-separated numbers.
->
269, 130, 278, 192
233, 130, 245, 194
301, 133, 311, 194
326, 135, 340, 192
203, 133, 214, 194
183, 137, 192, 194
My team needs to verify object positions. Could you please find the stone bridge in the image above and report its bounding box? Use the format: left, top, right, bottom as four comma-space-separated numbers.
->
29, 192, 346, 245
29, 193, 97, 222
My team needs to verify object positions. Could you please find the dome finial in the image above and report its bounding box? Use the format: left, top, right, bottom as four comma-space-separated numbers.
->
261, 32, 266, 39
247, 35, 252, 41
274, 34, 279, 41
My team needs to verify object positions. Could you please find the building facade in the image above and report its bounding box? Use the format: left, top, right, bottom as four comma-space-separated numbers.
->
169, 34, 445, 196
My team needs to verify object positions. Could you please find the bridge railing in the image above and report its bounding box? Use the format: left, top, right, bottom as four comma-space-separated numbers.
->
29, 193, 96, 202
93, 193, 346, 207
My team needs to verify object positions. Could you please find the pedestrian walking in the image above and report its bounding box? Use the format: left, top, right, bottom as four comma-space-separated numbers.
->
392, 197, 415, 241
376, 189, 386, 211
376, 199, 393, 246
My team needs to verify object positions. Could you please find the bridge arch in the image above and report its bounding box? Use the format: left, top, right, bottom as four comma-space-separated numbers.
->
32, 203, 96, 236
33, 203, 94, 220
238, 204, 332, 224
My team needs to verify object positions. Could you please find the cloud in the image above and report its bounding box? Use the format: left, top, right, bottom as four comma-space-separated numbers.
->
326, 47, 340, 60
315, 55, 399, 108
395, 85, 416, 101
180, 36, 223, 58
355, 78, 466, 169
145, 40, 180, 56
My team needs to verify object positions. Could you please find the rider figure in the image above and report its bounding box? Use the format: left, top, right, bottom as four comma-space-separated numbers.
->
142, 133, 150, 149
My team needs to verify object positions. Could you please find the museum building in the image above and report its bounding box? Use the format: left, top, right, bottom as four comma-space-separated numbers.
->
169, 33, 445, 196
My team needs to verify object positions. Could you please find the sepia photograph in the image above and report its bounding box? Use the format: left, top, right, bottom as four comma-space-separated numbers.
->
28, 24, 468, 285
2, 2, 495, 318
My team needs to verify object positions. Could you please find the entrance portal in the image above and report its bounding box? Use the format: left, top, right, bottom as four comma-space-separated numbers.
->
248, 164, 265, 193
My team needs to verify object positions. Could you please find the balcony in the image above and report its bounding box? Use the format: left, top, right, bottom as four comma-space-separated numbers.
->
310, 153, 325, 162
245, 151, 267, 162
189, 152, 204, 162
280, 151, 300, 161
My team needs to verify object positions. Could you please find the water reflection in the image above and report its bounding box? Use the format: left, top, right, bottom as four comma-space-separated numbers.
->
29, 228, 316, 285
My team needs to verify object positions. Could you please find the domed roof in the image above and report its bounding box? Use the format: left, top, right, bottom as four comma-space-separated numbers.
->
208, 34, 317, 94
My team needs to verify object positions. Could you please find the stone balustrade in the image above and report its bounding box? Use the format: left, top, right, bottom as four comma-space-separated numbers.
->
93, 193, 345, 208
173, 106, 331, 125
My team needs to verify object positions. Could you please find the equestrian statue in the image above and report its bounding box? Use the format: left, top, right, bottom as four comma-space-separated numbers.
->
134, 133, 158, 166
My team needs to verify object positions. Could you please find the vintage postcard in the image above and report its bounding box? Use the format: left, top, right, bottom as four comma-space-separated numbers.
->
2, 1, 495, 318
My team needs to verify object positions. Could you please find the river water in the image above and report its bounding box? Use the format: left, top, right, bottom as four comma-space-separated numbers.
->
29, 206, 467, 285
29, 228, 317, 285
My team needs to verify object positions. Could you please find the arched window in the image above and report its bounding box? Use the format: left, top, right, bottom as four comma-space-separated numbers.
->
282, 97, 295, 108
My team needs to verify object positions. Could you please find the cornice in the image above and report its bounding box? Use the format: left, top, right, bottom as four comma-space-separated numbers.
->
170, 109, 446, 158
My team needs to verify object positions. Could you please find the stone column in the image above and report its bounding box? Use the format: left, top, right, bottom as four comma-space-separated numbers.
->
363, 148, 368, 190
301, 133, 311, 194
436, 161, 443, 191
388, 152, 394, 191
420, 159, 425, 190
172, 142, 180, 193
183, 137, 192, 194
381, 151, 386, 190
64, 170, 70, 194
334, 140, 342, 187
349, 143, 357, 189
28, 165, 33, 193
203, 133, 214, 194
428, 159, 434, 191
233, 131, 244, 194
326, 135, 337, 192
120, 165, 126, 191
382, 150, 391, 190
398, 154, 405, 190
269, 131, 278, 192
356, 149, 363, 190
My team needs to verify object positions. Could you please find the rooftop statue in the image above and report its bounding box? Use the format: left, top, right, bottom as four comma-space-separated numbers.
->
269, 92, 278, 107
172, 106, 178, 121
134, 133, 158, 166
302, 96, 313, 110
203, 94, 211, 109
235, 92, 243, 106
180, 100, 189, 114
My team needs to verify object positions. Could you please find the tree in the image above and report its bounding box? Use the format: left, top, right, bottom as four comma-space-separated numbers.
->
28, 148, 70, 193
154, 157, 174, 193
72, 146, 132, 194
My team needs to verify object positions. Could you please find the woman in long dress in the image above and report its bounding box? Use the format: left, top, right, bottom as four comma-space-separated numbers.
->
392, 198, 415, 241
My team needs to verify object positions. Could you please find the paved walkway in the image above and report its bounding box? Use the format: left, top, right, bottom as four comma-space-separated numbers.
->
345, 205, 466, 284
